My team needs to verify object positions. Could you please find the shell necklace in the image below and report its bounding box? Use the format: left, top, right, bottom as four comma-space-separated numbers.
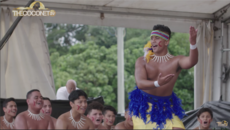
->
69, 110, 86, 129
3, 116, 14, 129
151, 52, 174, 62
27, 110, 44, 121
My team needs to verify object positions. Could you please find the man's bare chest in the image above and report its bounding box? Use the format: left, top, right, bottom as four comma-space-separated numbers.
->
145, 60, 179, 79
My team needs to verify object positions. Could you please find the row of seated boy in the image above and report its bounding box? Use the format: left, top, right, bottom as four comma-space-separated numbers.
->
0, 89, 133, 129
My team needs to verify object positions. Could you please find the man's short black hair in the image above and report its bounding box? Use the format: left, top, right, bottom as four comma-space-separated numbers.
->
103, 105, 117, 115
153, 24, 171, 39
69, 90, 88, 103
43, 97, 51, 102
26, 89, 40, 99
3, 98, 16, 108
86, 101, 103, 115
197, 108, 213, 118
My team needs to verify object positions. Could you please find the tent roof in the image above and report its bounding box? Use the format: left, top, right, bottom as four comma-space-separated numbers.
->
40, 0, 230, 14
2, 0, 230, 14
1, 0, 230, 32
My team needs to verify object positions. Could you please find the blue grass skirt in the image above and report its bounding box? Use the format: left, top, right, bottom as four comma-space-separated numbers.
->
128, 86, 185, 129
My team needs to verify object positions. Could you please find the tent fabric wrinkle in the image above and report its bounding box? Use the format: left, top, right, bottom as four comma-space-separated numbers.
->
194, 21, 214, 109
0, 7, 55, 99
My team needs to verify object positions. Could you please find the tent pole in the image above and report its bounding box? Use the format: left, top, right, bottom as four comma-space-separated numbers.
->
117, 27, 125, 115
220, 22, 224, 97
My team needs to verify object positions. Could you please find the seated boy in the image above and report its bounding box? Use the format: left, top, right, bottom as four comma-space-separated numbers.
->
0, 98, 17, 129
194, 107, 213, 130
86, 101, 107, 129
40, 97, 57, 126
102, 105, 117, 129
56, 90, 94, 129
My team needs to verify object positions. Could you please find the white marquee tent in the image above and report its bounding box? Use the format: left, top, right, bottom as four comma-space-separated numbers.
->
1, 0, 230, 114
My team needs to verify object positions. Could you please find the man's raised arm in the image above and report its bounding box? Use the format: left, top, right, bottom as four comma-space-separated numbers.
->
178, 26, 198, 69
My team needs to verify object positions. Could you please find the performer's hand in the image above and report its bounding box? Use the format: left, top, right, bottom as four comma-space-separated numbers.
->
189, 26, 197, 45
157, 73, 174, 86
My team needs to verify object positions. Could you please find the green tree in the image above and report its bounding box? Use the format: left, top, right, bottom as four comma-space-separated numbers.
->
45, 23, 88, 55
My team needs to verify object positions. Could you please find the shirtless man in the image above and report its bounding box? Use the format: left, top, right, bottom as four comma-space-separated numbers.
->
0, 98, 17, 129
14, 89, 54, 129
129, 25, 198, 129
40, 97, 57, 126
86, 101, 107, 129
114, 105, 133, 129
102, 105, 117, 130
56, 90, 94, 129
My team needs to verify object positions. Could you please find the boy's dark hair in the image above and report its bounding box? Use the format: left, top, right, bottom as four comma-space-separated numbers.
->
153, 24, 171, 39
103, 105, 117, 115
43, 97, 51, 102
197, 108, 213, 118
3, 98, 16, 108
26, 89, 40, 99
69, 90, 88, 103
86, 101, 103, 115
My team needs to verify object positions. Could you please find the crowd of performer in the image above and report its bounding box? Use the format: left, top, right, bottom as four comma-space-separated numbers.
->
1, 24, 216, 130
0, 90, 213, 130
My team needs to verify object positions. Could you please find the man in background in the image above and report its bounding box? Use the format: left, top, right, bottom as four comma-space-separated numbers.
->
56, 79, 79, 100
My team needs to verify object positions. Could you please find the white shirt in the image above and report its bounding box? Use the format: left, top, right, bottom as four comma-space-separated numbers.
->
56, 86, 79, 100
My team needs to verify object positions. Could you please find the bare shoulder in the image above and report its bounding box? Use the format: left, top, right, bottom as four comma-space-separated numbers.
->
170, 55, 185, 64
57, 112, 69, 121
15, 111, 27, 120
136, 56, 145, 62
56, 113, 68, 126
51, 116, 57, 121
114, 122, 125, 129
174, 55, 185, 58
83, 115, 92, 123
136, 56, 146, 65
83, 115, 94, 128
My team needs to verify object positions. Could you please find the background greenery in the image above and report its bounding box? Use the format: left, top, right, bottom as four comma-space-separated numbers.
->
45, 23, 194, 111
